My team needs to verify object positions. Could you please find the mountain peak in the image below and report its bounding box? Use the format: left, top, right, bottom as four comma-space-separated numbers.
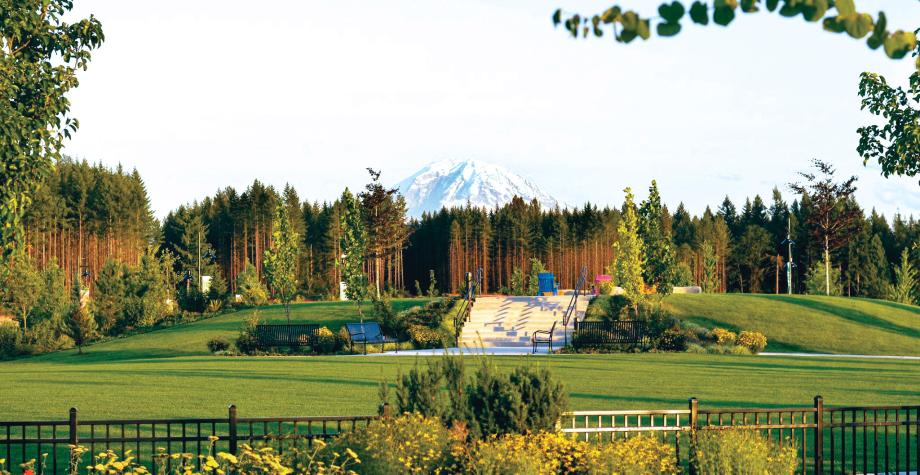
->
396, 159, 563, 218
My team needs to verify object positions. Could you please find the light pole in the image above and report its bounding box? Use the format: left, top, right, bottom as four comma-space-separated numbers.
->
782, 219, 796, 295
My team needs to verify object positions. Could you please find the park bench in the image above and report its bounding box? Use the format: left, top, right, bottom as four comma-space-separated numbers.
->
572, 320, 645, 349
345, 322, 399, 355
537, 272, 558, 296
254, 324, 321, 350
531, 320, 557, 353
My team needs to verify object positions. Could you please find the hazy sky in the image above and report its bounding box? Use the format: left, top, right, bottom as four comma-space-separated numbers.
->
64, 1, 920, 219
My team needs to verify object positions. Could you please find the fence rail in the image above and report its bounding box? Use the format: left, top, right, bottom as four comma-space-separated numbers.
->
561, 397, 920, 474
0, 406, 384, 474
3, 398, 918, 474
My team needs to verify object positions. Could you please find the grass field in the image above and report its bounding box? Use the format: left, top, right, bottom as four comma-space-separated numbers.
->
663, 294, 920, 355
2, 295, 918, 420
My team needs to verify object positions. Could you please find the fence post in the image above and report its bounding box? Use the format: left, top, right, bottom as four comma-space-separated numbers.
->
689, 398, 699, 475
382, 403, 391, 419
228, 405, 238, 454
814, 395, 824, 474
68, 407, 78, 446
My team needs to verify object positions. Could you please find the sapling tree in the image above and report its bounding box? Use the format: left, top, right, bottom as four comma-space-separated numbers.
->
639, 181, 677, 295
67, 275, 97, 354
613, 188, 646, 309
887, 247, 918, 304
340, 188, 369, 319
264, 202, 300, 322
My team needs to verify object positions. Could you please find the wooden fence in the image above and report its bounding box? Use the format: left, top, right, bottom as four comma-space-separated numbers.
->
2, 398, 918, 474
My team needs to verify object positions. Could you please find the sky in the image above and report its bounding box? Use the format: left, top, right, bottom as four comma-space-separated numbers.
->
64, 1, 920, 220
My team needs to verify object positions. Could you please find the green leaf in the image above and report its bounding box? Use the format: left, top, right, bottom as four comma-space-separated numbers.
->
638, 19, 651, 39
552, 9, 562, 26
834, 0, 856, 16
713, 5, 736, 26
689, 1, 709, 25
884, 30, 917, 59
844, 13, 874, 39
658, 2, 686, 22
800, 0, 828, 22
865, 11, 887, 50
778, 3, 801, 17
740, 0, 759, 13
765, 0, 779, 12
657, 21, 683, 37
822, 17, 845, 33
601, 6, 622, 23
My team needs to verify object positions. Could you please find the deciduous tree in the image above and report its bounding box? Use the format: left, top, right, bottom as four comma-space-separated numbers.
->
264, 203, 300, 322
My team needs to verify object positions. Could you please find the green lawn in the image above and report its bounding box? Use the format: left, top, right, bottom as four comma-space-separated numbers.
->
2, 296, 918, 420
2, 352, 918, 420
662, 294, 920, 355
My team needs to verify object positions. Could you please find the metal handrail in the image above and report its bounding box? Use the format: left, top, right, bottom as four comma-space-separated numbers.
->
562, 266, 588, 347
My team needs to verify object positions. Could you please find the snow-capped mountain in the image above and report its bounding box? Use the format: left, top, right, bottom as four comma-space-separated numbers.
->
396, 159, 563, 218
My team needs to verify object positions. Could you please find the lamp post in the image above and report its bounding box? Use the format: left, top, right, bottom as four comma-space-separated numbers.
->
782, 219, 796, 295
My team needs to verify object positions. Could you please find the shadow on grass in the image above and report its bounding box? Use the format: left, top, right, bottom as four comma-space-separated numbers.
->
746, 295, 920, 339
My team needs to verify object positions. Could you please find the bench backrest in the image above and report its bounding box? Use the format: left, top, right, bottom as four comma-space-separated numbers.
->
345, 322, 386, 342
573, 320, 645, 346
254, 324, 320, 346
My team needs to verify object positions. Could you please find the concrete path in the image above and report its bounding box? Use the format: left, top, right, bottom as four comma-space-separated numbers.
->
760, 352, 920, 361
367, 346, 549, 356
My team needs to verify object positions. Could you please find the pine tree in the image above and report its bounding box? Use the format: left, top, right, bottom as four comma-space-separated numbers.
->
805, 261, 842, 296
67, 275, 97, 354
264, 202, 300, 322
639, 180, 677, 295
701, 241, 719, 293
613, 188, 645, 308
887, 247, 918, 305
93, 259, 127, 334
340, 188, 369, 318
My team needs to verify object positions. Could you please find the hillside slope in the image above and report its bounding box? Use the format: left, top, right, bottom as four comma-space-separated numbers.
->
29, 299, 431, 363
662, 294, 920, 356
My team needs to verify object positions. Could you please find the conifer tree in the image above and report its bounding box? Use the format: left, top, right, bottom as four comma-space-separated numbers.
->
639, 180, 677, 295
701, 241, 719, 293
67, 275, 97, 354
340, 189, 369, 318
264, 202, 300, 322
887, 247, 918, 305
613, 188, 645, 308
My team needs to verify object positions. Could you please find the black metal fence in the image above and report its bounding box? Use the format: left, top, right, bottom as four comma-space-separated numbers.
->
0, 405, 382, 474
3, 398, 918, 474
562, 397, 920, 474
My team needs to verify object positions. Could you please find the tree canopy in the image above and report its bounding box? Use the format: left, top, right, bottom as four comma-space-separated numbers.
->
1, 1, 104, 255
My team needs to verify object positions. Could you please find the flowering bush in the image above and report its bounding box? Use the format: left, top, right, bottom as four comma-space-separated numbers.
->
468, 432, 678, 475
313, 326, 340, 354
328, 413, 459, 474
407, 324, 444, 349
692, 429, 798, 475
709, 328, 737, 345
737, 331, 767, 353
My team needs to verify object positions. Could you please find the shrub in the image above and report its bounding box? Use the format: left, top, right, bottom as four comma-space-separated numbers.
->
737, 330, 767, 353
686, 343, 708, 354
654, 327, 687, 351
693, 429, 798, 475
709, 327, 737, 345
390, 356, 568, 438
0, 323, 22, 359
236, 262, 268, 307
468, 432, 678, 475
313, 326, 339, 354
235, 315, 261, 355
329, 413, 459, 474
408, 324, 444, 349
728, 344, 752, 356
599, 280, 617, 295
207, 337, 230, 353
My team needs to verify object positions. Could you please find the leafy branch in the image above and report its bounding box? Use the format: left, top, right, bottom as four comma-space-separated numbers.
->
552, 1, 917, 67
